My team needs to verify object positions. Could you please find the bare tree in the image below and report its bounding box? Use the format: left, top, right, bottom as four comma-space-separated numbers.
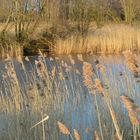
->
119, 0, 140, 23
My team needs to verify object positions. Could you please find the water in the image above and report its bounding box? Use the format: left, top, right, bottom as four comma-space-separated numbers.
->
0, 54, 140, 140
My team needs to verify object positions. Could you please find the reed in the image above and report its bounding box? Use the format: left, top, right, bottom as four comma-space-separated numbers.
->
0, 52, 140, 139
123, 50, 139, 77
121, 95, 140, 139
74, 129, 80, 140
94, 130, 100, 140
121, 95, 140, 126
54, 24, 140, 54
82, 62, 95, 92
57, 121, 70, 135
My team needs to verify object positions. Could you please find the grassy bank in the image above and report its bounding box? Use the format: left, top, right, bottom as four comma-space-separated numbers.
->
0, 23, 140, 56
51, 24, 140, 54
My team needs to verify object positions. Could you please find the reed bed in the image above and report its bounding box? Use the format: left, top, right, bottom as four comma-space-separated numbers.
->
0, 51, 140, 139
0, 43, 22, 58
54, 24, 140, 54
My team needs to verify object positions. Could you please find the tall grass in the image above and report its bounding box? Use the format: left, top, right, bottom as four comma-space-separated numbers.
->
54, 24, 140, 54
0, 43, 22, 58
0, 0, 140, 55
0, 51, 139, 139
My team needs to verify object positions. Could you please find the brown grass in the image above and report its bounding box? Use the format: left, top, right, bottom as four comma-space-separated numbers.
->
54, 24, 140, 54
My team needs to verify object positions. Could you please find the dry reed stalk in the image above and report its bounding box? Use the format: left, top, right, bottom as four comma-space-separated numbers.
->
65, 66, 72, 72
59, 72, 65, 80
96, 64, 106, 74
83, 62, 93, 77
69, 55, 75, 65
83, 63, 113, 139
25, 56, 29, 62
54, 25, 140, 54
84, 78, 94, 89
14, 99, 21, 111
74, 129, 80, 140
4, 53, 11, 61
121, 95, 138, 112
94, 130, 100, 140
128, 112, 139, 126
17, 55, 23, 64
17, 54, 25, 69
94, 94, 104, 140
76, 69, 80, 75
35, 60, 46, 78
107, 102, 123, 140
121, 95, 140, 126
77, 54, 84, 62
57, 121, 70, 135
51, 67, 56, 78
5, 61, 19, 85
27, 87, 36, 101
96, 81, 123, 140
30, 115, 49, 129
49, 57, 54, 61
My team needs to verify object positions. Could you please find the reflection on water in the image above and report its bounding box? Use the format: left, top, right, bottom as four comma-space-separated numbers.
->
0, 54, 140, 140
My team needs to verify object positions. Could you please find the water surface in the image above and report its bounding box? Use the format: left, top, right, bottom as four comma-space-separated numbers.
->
0, 54, 139, 140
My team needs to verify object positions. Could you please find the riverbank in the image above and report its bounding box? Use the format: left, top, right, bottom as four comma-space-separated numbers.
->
54, 24, 140, 54
0, 23, 140, 56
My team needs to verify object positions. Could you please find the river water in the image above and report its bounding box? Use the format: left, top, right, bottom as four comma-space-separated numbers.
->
0, 54, 140, 140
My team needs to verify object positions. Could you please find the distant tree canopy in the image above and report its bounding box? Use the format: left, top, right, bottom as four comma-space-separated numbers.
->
0, 0, 139, 23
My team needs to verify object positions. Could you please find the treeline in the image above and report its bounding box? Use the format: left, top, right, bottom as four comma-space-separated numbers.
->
0, 0, 140, 23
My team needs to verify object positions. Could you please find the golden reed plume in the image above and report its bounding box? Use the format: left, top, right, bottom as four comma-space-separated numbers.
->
83, 62, 94, 91
121, 95, 139, 125
95, 79, 104, 96
74, 129, 80, 140
94, 130, 100, 140
123, 50, 139, 77
57, 121, 70, 135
